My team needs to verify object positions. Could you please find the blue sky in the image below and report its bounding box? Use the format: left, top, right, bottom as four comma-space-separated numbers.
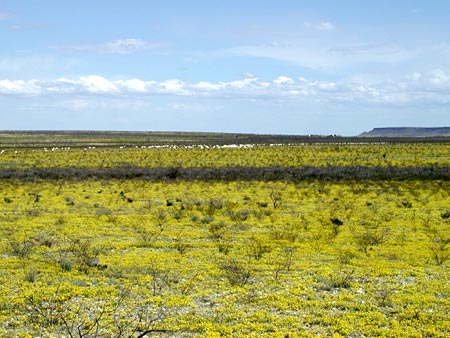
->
1, 0, 449, 135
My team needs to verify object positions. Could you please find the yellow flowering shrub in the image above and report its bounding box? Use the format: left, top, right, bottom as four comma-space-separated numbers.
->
0, 141, 449, 336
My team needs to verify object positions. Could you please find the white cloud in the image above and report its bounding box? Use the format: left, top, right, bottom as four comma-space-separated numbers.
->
273, 76, 294, 85
115, 79, 147, 93
241, 72, 256, 79
1, 71, 450, 105
304, 22, 338, 31
192, 81, 222, 91
225, 78, 260, 89
53, 38, 166, 54
104, 39, 161, 53
0, 79, 41, 95
79, 75, 118, 93
159, 79, 191, 95
428, 69, 450, 87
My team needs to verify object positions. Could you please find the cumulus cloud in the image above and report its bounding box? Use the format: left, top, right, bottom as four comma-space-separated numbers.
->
53, 38, 167, 54
273, 76, 294, 85
428, 69, 450, 87
0, 79, 41, 95
1, 71, 450, 104
115, 79, 147, 93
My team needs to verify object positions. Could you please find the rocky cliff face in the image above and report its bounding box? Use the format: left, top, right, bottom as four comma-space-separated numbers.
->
359, 127, 450, 137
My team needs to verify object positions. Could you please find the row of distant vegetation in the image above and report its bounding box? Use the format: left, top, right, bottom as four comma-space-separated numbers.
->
1, 130, 449, 149
0, 132, 449, 336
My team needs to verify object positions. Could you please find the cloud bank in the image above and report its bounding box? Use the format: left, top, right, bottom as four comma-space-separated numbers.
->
1, 72, 449, 105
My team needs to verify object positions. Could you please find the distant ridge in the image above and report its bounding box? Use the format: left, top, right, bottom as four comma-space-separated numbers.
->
359, 127, 450, 137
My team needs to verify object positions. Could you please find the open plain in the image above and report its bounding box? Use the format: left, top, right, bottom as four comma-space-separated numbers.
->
0, 132, 449, 337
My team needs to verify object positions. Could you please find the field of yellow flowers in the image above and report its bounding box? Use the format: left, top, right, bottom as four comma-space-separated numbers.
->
0, 135, 449, 337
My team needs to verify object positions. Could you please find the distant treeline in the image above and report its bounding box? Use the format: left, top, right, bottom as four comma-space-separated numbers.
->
1, 166, 449, 181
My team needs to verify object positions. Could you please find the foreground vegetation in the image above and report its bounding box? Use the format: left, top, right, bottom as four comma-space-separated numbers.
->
0, 133, 449, 337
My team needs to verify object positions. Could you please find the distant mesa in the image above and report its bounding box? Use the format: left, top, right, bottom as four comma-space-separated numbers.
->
359, 127, 450, 137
